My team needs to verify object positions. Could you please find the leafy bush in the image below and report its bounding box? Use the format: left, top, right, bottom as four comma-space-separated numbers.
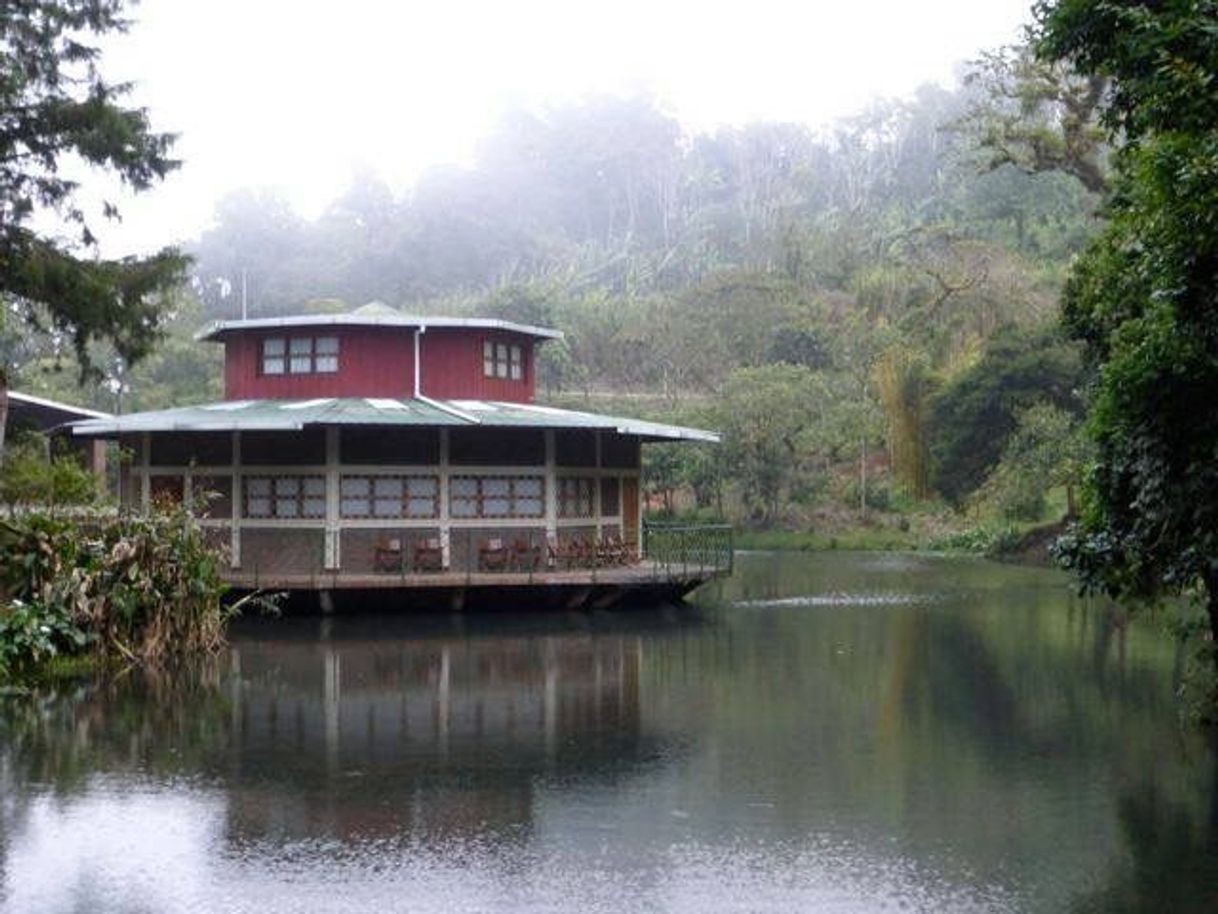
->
928, 526, 1007, 553
0, 502, 239, 677
0, 599, 92, 675
0, 435, 99, 511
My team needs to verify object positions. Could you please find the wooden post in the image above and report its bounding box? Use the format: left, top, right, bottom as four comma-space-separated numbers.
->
594, 431, 603, 540
230, 431, 242, 569
324, 426, 340, 571
544, 429, 558, 546
140, 431, 151, 511
439, 429, 451, 568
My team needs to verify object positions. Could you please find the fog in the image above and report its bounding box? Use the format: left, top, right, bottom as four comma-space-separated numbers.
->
94, 0, 1031, 256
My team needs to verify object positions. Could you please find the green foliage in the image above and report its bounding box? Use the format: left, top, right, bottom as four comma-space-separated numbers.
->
713, 364, 828, 524
0, 435, 99, 510
0, 597, 92, 675
1036, 1, 1218, 620
0, 504, 237, 677
873, 347, 937, 498
0, 0, 188, 379
928, 326, 1084, 505
971, 403, 1087, 521
956, 43, 1109, 194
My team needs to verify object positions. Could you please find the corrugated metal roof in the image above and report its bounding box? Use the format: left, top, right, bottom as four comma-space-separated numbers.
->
196, 306, 564, 342
69, 398, 719, 443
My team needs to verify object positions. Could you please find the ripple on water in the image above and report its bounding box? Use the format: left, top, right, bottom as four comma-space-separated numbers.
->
733, 592, 935, 609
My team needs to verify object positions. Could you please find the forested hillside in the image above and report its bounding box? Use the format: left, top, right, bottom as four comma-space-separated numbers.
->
3, 47, 1104, 536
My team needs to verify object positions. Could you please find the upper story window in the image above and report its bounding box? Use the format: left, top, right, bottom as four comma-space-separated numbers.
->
483, 340, 523, 380
262, 336, 339, 375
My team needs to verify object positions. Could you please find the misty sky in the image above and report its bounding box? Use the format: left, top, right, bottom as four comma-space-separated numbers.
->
91, 0, 1034, 256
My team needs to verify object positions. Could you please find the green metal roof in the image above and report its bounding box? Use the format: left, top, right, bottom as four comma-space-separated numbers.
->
69, 397, 719, 443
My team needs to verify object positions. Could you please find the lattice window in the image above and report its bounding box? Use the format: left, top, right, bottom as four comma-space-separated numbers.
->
600, 477, 621, 516
450, 475, 544, 518
244, 475, 326, 519
558, 477, 595, 518
339, 475, 440, 519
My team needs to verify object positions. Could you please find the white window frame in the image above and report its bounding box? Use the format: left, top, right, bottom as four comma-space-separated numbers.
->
558, 476, 596, 518
263, 335, 340, 376
339, 474, 440, 519
261, 337, 286, 375
482, 340, 524, 381
449, 474, 545, 519
244, 475, 326, 519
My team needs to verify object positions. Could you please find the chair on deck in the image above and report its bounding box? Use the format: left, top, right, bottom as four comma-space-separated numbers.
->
598, 532, 628, 566
547, 535, 578, 570
512, 537, 542, 571
413, 537, 443, 572
570, 535, 597, 568
478, 537, 509, 572
374, 537, 404, 572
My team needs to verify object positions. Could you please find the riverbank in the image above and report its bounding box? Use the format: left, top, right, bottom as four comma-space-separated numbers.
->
730, 517, 1068, 563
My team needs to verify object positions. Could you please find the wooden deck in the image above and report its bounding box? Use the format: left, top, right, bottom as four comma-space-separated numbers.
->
220, 524, 733, 611
223, 560, 723, 591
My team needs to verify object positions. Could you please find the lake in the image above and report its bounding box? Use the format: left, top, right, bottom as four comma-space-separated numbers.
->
2, 552, 1216, 913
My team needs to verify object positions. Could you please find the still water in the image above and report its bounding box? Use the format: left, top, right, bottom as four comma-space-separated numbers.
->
2, 552, 1217, 913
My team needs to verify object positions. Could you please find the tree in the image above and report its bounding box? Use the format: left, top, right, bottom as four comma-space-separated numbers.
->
970, 402, 1087, 521
957, 42, 1109, 195
1034, 1, 1218, 679
927, 326, 1083, 506
0, 0, 188, 460
714, 364, 828, 524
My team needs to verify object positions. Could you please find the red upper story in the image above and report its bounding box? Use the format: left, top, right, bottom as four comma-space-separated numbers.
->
204, 305, 559, 403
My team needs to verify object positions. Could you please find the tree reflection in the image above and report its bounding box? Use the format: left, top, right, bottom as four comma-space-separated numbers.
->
1071, 776, 1218, 913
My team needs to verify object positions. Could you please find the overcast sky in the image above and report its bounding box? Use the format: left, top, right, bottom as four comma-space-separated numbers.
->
88, 0, 1034, 256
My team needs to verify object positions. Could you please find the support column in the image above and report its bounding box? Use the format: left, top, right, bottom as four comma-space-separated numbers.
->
230, 431, 242, 569
139, 432, 151, 511
324, 426, 340, 571
593, 431, 603, 539
439, 429, 451, 567
544, 429, 557, 543
88, 439, 107, 481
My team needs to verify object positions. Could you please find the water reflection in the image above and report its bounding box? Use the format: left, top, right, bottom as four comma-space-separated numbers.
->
224, 615, 668, 844
1, 553, 1215, 913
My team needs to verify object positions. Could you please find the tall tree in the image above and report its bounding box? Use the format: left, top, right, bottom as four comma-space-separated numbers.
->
957, 42, 1109, 195
0, 0, 187, 459
1035, 1, 1218, 678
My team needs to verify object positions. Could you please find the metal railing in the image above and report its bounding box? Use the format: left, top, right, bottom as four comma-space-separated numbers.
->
642, 521, 734, 579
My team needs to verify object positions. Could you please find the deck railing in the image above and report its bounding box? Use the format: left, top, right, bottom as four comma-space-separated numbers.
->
641, 521, 734, 579
226, 521, 736, 588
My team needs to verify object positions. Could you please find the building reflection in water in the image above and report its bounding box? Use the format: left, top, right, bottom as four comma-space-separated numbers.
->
221, 615, 670, 846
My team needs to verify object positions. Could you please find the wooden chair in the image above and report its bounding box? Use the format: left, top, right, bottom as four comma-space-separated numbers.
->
478, 537, 509, 572
413, 537, 443, 572
571, 535, 596, 568
547, 535, 577, 570
374, 537, 403, 572
512, 537, 542, 571
599, 532, 628, 566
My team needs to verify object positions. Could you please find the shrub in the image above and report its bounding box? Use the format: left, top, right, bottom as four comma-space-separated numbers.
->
0, 502, 240, 676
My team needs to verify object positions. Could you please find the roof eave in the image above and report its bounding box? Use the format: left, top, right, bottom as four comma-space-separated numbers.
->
196, 315, 564, 342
